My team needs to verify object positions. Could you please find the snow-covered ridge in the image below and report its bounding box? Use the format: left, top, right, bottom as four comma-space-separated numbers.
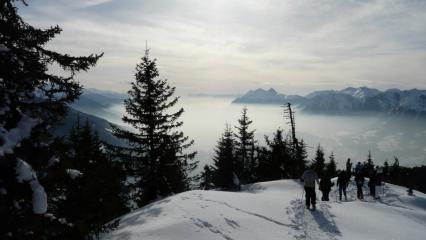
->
102, 180, 426, 240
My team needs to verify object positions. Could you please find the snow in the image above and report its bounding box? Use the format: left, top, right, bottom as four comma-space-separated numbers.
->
15, 158, 35, 182
340, 87, 381, 100
232, 172, 240, 186
2, 113, 44, 215
0, 43, 9, 52
66, 169, 82, 179
15, 158, 48, 214
30, 179, 48, 214
0, 114, 39, 156
47, 156, 60, 167
102, 179, 426, 240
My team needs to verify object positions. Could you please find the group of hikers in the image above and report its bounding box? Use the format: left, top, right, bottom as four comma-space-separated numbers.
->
301, 159, 382, 211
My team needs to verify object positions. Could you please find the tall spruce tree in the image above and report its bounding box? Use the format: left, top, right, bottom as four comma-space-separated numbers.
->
326, 152, 337, 178
234, 107, 256, 183
111, 49, 197, 206
311, 144, 326, 178
0, 1, 101, 238
211, 125, 238, 190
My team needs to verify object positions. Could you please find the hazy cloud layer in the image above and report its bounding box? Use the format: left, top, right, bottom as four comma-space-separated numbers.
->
20, 0, 426, 94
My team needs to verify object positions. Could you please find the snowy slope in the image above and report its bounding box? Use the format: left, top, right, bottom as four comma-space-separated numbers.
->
102, 180, 426, 240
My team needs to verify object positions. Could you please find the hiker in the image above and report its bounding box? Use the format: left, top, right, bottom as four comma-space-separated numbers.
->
301, 167, 319, 210
355, 162, 363, 175
319, 174, 334, 201
368, 171, 376, 198
355, 173, 364, 200
337, 171, 349, 201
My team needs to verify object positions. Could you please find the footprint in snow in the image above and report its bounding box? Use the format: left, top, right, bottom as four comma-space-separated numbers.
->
287, 199, 341, 240
190, 217, 234, 240
224, 217, 240, 229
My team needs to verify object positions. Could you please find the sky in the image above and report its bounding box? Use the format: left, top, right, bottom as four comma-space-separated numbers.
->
20, 0, 426, 95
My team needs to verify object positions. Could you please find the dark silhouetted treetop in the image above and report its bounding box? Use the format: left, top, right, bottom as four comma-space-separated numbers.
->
212, 125, 238, 190
234, 107, 256, 183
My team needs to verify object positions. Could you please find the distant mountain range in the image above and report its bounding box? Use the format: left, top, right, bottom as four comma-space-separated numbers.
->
70, 88, 126, 117
53, 89, 128, 146
54, 108, 126, 146
233, 87, 426, 115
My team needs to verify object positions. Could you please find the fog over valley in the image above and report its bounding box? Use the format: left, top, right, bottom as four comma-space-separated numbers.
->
71, 90, 426, 170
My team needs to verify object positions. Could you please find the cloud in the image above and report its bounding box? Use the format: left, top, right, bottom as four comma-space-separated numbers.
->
377, 135, 401, 152
19, 0, 426, 94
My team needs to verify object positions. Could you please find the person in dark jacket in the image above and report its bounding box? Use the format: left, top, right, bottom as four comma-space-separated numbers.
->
337, 171, 349, 201
368, 171, 377, 198
355, 173, 364, 200
319, 175, 334, 201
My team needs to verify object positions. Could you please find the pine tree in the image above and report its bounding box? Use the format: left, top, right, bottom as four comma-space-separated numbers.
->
391, 156, 400, 182
199, 165, 214, 190
365, 150, 375, 176
293, 139, 308, 178
0, 1, 101, 238
326, 152, 337, 178
111, 49, 197, 206
234, 107, 256, 183
253, 146, 271, 181
310, 144, 326, 178
51, 119, 128, 239
383, 160, 389, 181
211, 125, 238, 190
265, 129, 290, 179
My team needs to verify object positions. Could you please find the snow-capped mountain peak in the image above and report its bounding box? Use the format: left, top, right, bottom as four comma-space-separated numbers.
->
339, 86, 381, 99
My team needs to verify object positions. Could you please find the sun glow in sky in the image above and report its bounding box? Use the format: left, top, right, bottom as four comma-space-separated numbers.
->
21, 0, 426, 95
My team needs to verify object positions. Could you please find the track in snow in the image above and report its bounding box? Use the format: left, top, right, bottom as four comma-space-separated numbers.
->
286, 179, 365, 240
287, 199, 341, 240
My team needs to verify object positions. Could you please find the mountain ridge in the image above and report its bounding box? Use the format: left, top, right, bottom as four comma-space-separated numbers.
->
54, 107, 126, 147
233, 87, 426, 115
